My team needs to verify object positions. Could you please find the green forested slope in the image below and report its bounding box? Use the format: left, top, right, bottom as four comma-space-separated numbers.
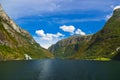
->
73, 8, 120, 60
0, 5, 53, 60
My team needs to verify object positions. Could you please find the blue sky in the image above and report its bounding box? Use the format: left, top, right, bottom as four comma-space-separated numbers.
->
0, 0, 120, 48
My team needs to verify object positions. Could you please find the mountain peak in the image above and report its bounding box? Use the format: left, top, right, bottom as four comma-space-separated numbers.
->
0, 4, 4, 14
0, 4, 10, 21
0, 4, 3, 10
113, 5, 120, 11
113, 7, 120, 17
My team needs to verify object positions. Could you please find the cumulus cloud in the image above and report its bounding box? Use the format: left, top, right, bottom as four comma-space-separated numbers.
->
60, 25, 86, 35
34, 36, 57, 49
42, 32, 64, 41
60, 25, 75, 34
36, 30, 45, 37
35, 30, 64, 48
34, 26, 86, 48
113, 5, 120, 10
75, 29, 86, 35
36, 30, 64, 40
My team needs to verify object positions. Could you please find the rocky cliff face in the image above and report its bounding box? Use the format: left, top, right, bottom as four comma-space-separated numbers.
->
0, 5, 53, 60
48, 35, 92, 58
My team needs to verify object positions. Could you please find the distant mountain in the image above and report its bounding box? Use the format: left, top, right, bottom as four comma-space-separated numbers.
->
49, 8, 120, 60
0, 5, 53, 60
48, 35, 92, 58
73, 8, 120, 60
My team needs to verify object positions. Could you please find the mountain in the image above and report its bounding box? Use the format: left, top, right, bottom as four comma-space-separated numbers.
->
0, 5, 53, 60
49, 8, 120, 60
48, 35, 92, 58
73, 8, 120, 60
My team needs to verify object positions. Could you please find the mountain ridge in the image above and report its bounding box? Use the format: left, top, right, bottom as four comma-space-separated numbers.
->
48, 35, 92, 58
0, 4, 53, 60
49, 8, 120, 60
72, 8, 120, 60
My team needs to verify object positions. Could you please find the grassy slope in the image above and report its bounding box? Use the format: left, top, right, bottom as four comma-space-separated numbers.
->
0, 16, 53, 60
72, 9, 120, 60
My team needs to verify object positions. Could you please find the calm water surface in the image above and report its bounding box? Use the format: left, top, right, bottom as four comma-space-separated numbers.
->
0, 59, 120, 80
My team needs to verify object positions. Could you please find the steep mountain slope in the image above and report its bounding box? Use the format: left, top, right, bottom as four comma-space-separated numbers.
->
73, 8, 120, 60
48, 35, 92, 58
49, 8, 120, 60
0, 5, 53, 60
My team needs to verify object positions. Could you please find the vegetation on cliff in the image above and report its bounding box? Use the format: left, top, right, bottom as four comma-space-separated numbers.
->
49, 8, 120, 60
0, 5, 53, 60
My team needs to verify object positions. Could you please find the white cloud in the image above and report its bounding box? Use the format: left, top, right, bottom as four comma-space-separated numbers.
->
35, 30, 64, 49
1, 0, 117, 19
34, 36, 53, 49
75, 29, 86, 35
59, 25, 86, 35
105, 13, 112, 21
36, 30, 45, 37
60, 25, 75, 34
42, 32, 64, 41
34, 26, 86, 48
0, 0, 61, 19
52, 32, 64, 37
36, 30, 64, 41
104, 5, 116, 21
34, 35, 64, 49
113, 5, 120, 10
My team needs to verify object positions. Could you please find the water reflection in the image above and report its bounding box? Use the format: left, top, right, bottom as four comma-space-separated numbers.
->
38, 60, 52, 80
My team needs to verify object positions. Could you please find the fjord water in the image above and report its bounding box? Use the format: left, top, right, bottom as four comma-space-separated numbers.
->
0, 60, 120, 80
